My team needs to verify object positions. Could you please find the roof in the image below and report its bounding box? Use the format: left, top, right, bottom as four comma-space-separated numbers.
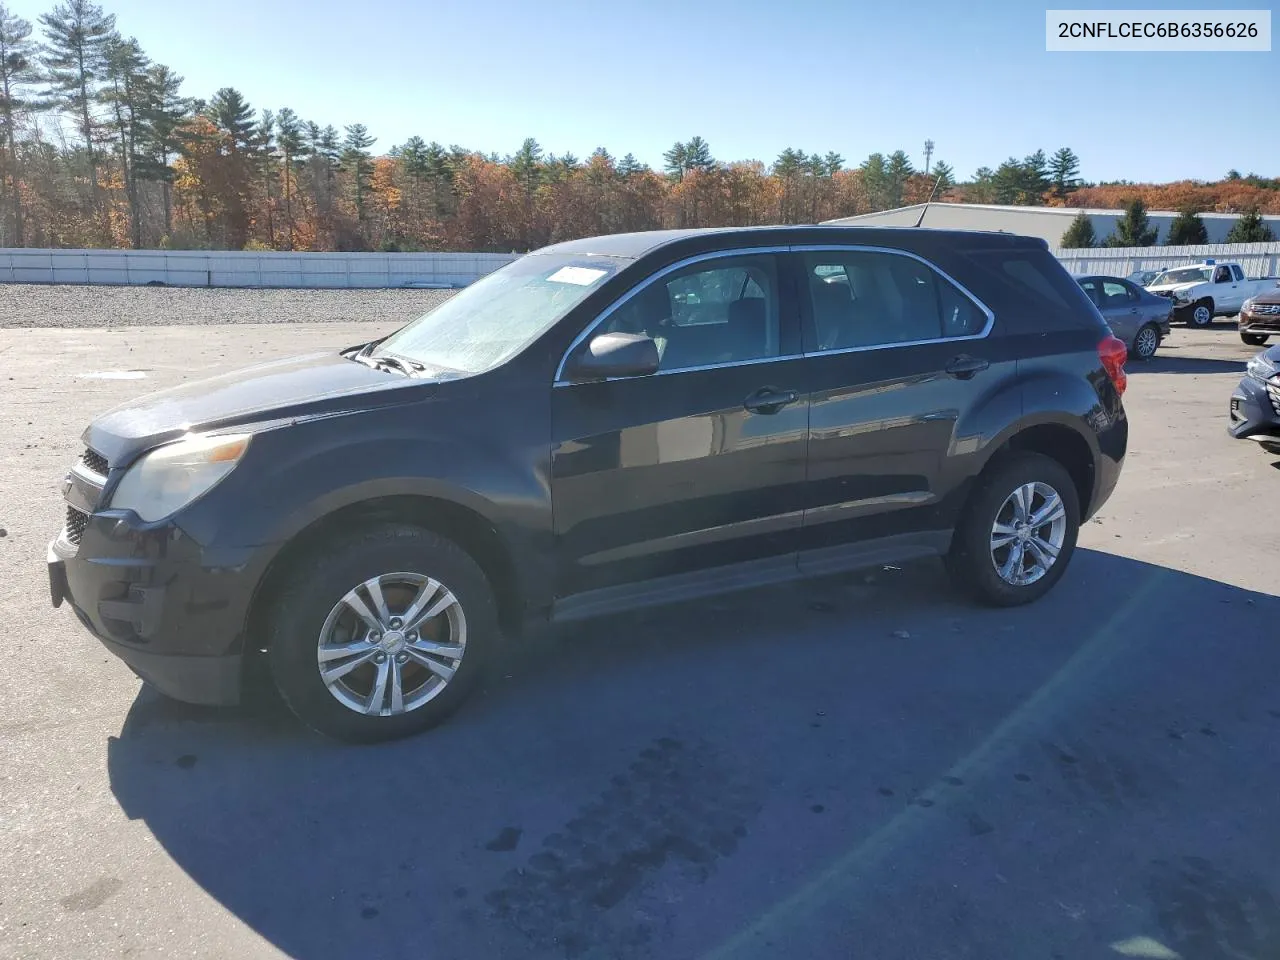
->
826, 202, 1278, 223
535, 224, 1045, 260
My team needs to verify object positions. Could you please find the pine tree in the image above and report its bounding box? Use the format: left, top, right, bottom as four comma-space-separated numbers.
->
823, 151, 844, 176
860, 153, 889, 209
1059, 211, 1095, 248
510, 137, 542, 197
101, 35, 149, 246
1022, 149, 1049, 199
1225, 207, 1275, 243
1105, 198, 1159, 247
1166, 208, 1208, 246
207, 87, 257, 247
1048, 147, 1080, 198
0, 2, 43, 244
931, 161, 954, 192
684, 136, 714, 171
663, 141, 689, 181
618, 153, 645, 177
275, 107, 303, 248
40, 0, 116, 214
885, 149, 914, 206
341, 122, 375, 221
134, 63, 187, 240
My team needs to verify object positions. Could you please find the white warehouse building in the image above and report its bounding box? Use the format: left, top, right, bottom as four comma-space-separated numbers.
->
826, 202, 1280, 247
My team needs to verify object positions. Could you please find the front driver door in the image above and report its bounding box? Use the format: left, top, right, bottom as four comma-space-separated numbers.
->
550, 251, 809, 610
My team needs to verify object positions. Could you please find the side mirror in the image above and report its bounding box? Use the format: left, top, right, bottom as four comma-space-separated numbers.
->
563, 332, 660, 382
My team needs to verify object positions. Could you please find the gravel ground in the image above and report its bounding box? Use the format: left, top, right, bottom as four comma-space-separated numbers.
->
3, 314, 1280, 960
0, 283, 456, 328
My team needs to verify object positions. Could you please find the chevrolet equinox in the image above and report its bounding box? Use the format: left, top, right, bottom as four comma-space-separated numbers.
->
48, 227, 1128, 742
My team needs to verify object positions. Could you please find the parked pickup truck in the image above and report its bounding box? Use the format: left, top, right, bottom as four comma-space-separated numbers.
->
1147, 261, 1280, 327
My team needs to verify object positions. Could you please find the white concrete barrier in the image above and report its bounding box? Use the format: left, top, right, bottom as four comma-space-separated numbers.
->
0, 248, 520, 288
1053, 242, 1280, 278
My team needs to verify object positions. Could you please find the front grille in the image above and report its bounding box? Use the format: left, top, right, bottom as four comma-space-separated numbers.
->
81, 448, 109, 476
1251, 304, 1280, 316
1267, 381, 1280, 418
65, 505, 89, 545
1155, 290, 1175, 299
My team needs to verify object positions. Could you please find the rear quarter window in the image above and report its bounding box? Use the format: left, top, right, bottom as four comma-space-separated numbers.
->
956, 247, 1107, 334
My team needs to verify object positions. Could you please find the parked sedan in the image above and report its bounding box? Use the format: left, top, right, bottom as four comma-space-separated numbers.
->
1077, 275, 1173, 360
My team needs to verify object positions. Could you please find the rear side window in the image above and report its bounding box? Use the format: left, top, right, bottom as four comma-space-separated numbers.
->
801, 250, 987, 352
959, 247, 1106, 333
1231, 264, 1245, 281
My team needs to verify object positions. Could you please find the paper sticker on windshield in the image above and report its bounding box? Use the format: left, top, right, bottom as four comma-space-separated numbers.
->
547, 266, 607, 286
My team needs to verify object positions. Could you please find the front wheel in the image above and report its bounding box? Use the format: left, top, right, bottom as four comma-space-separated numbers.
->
1131, 323, 1160, 360
1188, 299, 1214, 328
946, 453, 1081, 607
267, 524, 499, 743
1241, 332, 1269, 346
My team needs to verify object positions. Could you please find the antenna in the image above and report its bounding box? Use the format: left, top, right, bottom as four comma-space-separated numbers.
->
912, 172, 946, 228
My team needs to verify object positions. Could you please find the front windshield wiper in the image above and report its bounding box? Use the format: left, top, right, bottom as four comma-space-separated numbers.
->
349, 348, 424, 377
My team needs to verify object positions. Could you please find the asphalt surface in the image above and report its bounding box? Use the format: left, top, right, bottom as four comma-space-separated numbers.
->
2, 313, 1278, 960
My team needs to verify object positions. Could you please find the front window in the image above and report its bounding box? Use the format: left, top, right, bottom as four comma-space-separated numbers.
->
375, 253, 627, 374
1153, 267, 1210, 285
595, 255, 781, 372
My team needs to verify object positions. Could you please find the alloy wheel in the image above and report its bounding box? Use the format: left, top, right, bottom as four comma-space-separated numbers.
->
1134, 326, 1159, 359
316, 572, 467, 716
989, 482, 1068, 586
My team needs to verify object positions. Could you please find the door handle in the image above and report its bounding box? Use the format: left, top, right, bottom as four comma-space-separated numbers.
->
744, 386, 799, 414
945, 355, 989, 380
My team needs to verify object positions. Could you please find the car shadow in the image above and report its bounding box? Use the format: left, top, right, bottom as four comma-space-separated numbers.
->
106, 549, 1280, 960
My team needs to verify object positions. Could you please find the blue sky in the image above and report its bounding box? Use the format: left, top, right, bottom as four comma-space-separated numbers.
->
8, 0, 1277, 182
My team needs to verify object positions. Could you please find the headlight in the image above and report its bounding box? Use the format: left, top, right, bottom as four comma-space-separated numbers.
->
1242, 298, 1255, 313
1246, 353, 1276, 382
109, 433, 251, 522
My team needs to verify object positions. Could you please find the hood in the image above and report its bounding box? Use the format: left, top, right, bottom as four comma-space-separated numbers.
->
1250, 287, 1280, 305
1147, 282, 1198, 295
84, 351, 448, 466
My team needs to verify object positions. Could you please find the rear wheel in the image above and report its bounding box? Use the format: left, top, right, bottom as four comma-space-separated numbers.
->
1241, 332, 1269, 346
267, 524, 498, 743
1131, 323, 1160, 360
946, 453, 1080, 607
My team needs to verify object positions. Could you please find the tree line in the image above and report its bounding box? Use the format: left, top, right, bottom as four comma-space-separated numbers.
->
0, 0, 1276, 253
1060, 199, 1276, 248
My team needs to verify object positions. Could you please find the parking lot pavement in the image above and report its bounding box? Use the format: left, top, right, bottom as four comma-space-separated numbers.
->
2, 321, 1278, 960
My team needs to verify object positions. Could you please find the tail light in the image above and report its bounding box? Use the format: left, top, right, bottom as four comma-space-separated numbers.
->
1098, 334, 1128, 396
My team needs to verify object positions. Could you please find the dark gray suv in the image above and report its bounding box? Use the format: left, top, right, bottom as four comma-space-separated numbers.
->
50, 226, 1129, 742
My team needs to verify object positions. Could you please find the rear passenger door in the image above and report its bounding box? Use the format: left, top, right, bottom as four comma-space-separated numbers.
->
794, 247, 1000, 573
1099, 279, 1142, 344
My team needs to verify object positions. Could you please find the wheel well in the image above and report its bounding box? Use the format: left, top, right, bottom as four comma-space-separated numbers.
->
999, 425, 1095, 515
245, 496, 524, 652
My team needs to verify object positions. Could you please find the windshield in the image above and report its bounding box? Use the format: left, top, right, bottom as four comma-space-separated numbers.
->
375, 253, 627, 374
1153, 267, 1210, 285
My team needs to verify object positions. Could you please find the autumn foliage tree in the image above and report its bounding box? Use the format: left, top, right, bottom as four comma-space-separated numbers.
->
0, 0, 1276, 253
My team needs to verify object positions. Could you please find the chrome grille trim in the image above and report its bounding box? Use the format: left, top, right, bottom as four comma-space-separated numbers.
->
81, 448, 109, 476
64, 506, 89, 546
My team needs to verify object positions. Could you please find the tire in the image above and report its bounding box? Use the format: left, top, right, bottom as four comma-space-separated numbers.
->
1131, 323, 1160, 360
945, 453, 1081, 607
267, 523, 499, 743
1241, 332, 1269, 346
1188, 299, 1214, 328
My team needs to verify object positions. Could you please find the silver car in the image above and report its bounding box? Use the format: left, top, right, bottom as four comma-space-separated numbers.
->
1077, 275, 1173, 360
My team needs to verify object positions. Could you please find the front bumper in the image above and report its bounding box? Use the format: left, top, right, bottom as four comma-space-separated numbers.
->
1240, 309, 1280, 336
48, 509, 267, 706
1228, 374, 1280, 452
